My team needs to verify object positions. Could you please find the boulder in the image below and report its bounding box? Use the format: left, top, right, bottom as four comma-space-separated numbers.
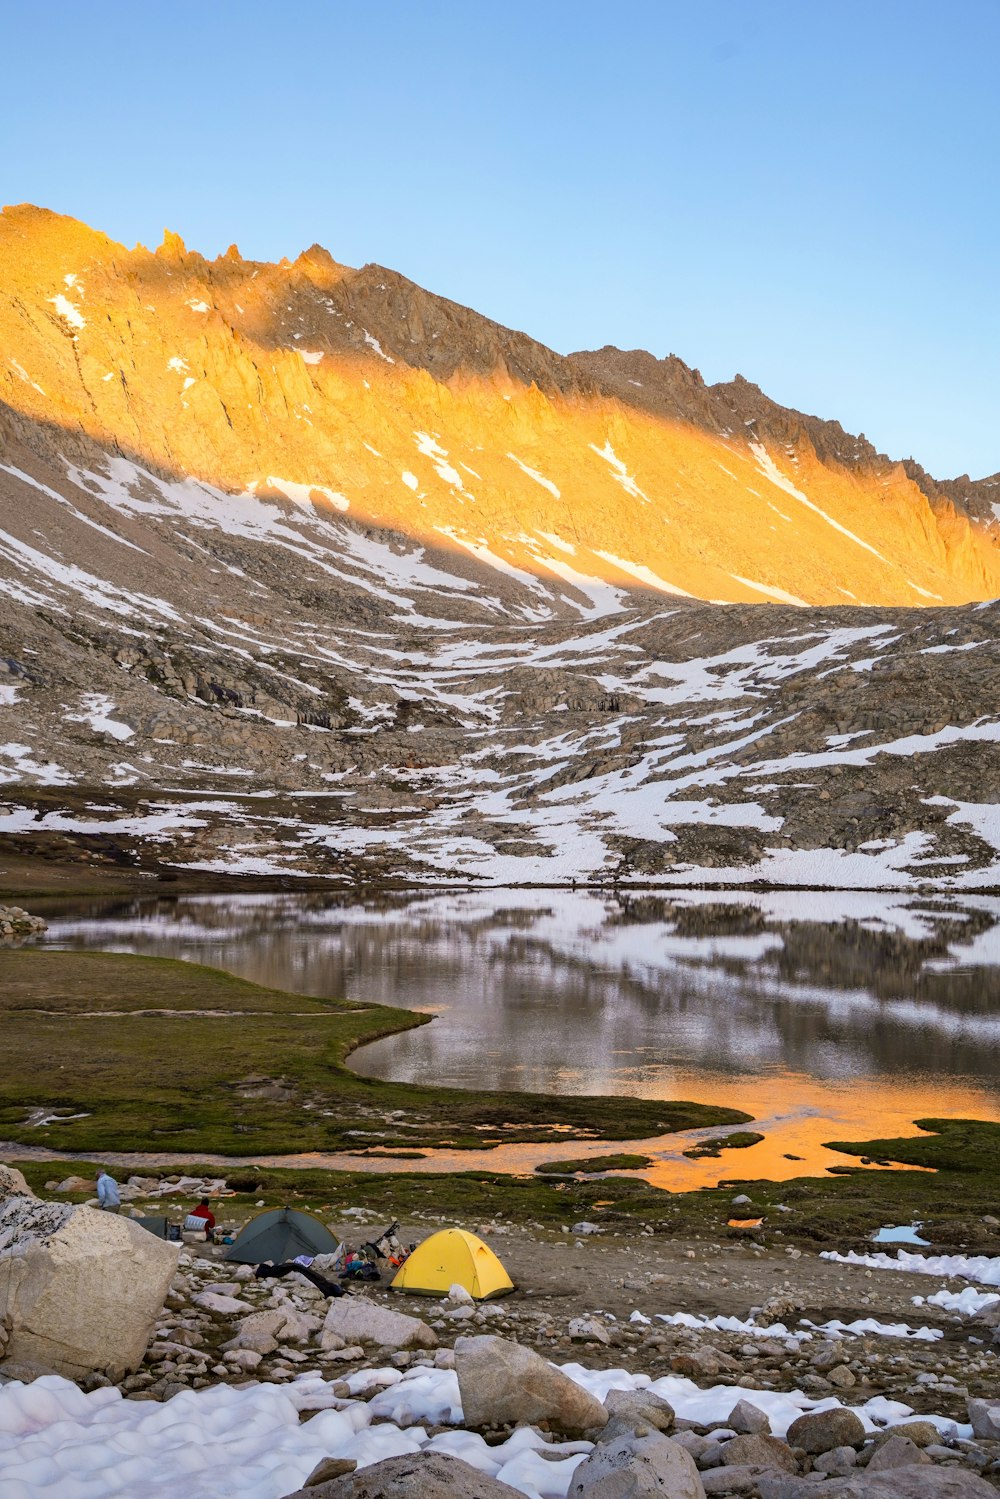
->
814, 1447, 857, 1476
865, 1436, 929, 1473
702, 1468, 764, 1496
880, 1421, 940, 1448
727, 1400, 771, 1435
570, 1316, 612, 1345
967, 1398, 1000, 1440
721, 1434, 796, 1472
228, 1309, 287, 1355
0, 1196, 177, 1378
321, 1297, 437, 1351
304, 1457, 358, 1486
670, 1346, 733, 1379
785, 1407, 866, 1454
604, 1388, 676, 1434
284, 1451, 524, 1498
569, 1429, 706, 1497
456, 1334, 608, 1436
0, 1167, 32, 1199
193, 1291, 253, 1315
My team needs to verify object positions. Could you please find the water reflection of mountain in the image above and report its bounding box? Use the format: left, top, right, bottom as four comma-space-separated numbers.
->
41, 889, 1000, 1097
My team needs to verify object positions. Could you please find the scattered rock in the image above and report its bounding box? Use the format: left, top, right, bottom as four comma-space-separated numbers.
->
569, 1428, 705, 1497
303, 1457, 359, 1487
866, 1435, 930, 1472
785, 1407, 866, 1454
320, 1299, 437, 1351
759, 1467, 998, 1497
727, 1399, 771, 1435
604, 1388, 676, 1434
569, 1316, 611, 1345
881, 1421, 940, 1448
967, 1398, 1000, 1440
287, 1451, 523, 1498
814, 1447, 858, 1476
193, 1292, 253, 1316
721, 1434, 796, 1472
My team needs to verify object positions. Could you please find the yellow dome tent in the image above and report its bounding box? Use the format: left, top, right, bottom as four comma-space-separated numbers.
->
390, 1228, 514, 1300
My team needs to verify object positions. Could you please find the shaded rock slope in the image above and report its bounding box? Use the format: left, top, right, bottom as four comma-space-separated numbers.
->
1, 205, 999, 886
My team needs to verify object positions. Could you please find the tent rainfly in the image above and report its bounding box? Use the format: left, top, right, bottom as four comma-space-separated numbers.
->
389, 1228, 514, 1300
224, 1207, 339, 1264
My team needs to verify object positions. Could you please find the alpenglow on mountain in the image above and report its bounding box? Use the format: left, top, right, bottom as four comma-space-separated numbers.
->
1, 203, 1000, 887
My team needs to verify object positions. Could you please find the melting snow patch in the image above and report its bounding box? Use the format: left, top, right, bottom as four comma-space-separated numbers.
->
507, 453, 561, 498
66, 693, 134, 741
186, 298, 210, 313
166, 356, 189, 374
414, 432, 464, 489
596, 550, 691, 598
0, 743, 74, 786
656, 1311, 801, 1342
8, 358, 45, 394
749, 441, 885, 562
803, 1317, 941, 1342
266, 477, 349, 513
589, 440, 649, 502
47, 293, 86, 330
298, 349, 324, 364
919, 1286, 1000, 1318
729, 573, 807, 606
822, 1249, 1000, 1286
401, 471, 419, 491
363, 330, 395, 363
0, 683, 22, 707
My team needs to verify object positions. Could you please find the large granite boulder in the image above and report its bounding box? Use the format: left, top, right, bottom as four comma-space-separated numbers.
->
0, 1192, 178, 1378
456, 1334, 608, 1437
286, 1451, 524, 1498
569, 1428, 706, 1497
320, 1297, 437, 1351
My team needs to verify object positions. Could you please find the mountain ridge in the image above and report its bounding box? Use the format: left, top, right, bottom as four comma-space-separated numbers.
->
2, 202, 998, 613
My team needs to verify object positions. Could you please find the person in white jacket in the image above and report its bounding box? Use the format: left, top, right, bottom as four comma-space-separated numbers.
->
96, 1168, 121, 1212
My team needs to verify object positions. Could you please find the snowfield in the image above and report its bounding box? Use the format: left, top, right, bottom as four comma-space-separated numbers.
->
0, 1360, 968, 1499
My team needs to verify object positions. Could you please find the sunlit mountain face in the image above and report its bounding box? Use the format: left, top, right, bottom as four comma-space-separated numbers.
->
2, 204, 1000, 886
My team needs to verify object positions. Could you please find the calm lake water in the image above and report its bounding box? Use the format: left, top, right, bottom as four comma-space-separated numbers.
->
35, 887, 1000, 1185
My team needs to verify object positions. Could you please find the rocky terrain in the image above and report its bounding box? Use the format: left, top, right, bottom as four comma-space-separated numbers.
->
1, 206, 1000, 887
5, 1163, 1000, 1496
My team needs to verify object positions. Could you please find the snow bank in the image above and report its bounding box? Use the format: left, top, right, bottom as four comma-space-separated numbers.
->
821, 1249, 1000, 1286
0, 1359, 968, 1499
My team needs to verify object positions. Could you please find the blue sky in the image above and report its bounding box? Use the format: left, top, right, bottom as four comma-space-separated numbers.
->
3, 1, 997, 478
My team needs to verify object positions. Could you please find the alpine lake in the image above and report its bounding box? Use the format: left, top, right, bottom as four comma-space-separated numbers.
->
10, 885, 1000, 1205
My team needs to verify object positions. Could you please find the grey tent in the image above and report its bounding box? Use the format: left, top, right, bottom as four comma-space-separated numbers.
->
135, 1215, 169, 1239
224, 1206, 339, 1264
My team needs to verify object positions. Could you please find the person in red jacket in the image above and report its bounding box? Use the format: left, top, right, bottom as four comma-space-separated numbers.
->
187, 1198, 216, 1235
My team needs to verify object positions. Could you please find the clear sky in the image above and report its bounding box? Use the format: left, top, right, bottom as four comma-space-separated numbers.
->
3, 1, 997, 479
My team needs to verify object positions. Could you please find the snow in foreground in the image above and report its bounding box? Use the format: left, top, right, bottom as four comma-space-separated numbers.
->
0, 1360, 968, 1499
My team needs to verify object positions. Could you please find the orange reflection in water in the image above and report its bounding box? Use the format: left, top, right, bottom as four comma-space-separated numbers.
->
634, 1070, 995, 1192
236, 1069, 999, 1191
